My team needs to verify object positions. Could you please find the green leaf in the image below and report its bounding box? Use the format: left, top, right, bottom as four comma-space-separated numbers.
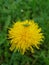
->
0, 32, 6, 45
3, 16, 11, 31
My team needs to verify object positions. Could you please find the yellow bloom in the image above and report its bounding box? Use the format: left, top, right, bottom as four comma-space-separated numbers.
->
8, 20, 44, 54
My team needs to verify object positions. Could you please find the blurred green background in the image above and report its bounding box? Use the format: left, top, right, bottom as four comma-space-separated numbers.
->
0, 0, 49, 65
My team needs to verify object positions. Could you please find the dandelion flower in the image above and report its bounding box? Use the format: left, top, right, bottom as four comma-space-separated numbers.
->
8, 20, 44, 54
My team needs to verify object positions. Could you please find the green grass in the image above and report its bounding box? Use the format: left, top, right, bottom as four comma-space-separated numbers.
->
0, 0, 49, 65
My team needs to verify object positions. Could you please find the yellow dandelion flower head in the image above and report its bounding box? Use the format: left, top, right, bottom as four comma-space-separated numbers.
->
8, 20, 44, 54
